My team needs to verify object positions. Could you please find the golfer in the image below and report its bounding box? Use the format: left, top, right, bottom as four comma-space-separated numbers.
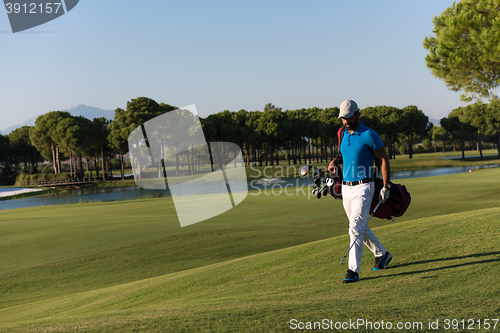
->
328, 99, 392, 284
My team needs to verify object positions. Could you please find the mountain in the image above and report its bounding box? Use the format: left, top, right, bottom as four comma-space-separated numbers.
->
64, 104, 115, 121
2, 105, 115, 135
2, 115, 39, 135
429, 117, 441, 126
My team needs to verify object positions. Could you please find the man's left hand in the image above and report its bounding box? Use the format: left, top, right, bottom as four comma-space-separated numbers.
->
379, 186, 390, 204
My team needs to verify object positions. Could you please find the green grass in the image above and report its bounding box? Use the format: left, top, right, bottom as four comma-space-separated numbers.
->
1, 208, 499, 332
1, 168, 500, 331
413, 148, 498, 157
388, 149, 500, 170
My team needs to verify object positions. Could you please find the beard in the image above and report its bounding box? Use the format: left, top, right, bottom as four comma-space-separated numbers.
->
345, 117, 360, 130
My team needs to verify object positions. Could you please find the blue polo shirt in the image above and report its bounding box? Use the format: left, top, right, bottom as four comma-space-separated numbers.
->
340, 122, 384, 182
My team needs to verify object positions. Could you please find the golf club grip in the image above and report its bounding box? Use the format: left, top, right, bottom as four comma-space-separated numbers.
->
372, 200, 382, 213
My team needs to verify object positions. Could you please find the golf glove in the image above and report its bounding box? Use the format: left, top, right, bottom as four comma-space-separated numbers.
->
379, 185, 390, 204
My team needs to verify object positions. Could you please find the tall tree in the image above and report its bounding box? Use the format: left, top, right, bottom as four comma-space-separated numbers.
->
361, 106, 403, 159
380, 106, 404, 159
92, 117, 111, 181
258, 104, 288, 166
431, 125, 450, 152
109, 97, 174, 179
8, 126, 41, 174
441, 107, 477, 160
486, 97, 500, 157
217, 110, 238, 144
52, 115, 93, 179
424, 0, 500, 101
0, 135, 14, 185
307, 107, 322, 163
245, 111, 262, 166
461, 102, 489, 159
400, 106, 431, 159
232, 110, 251, 166
30, 111, 72, 174
284, 110, 303, 165
286, 109, 309, 164
73, 116, 93, 180
108, 111, 131, 181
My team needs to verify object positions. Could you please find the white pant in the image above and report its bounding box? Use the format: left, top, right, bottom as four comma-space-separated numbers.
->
342, 182, 385, 273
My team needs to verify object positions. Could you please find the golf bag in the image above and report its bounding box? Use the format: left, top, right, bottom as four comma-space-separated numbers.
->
371, 178, 411, 220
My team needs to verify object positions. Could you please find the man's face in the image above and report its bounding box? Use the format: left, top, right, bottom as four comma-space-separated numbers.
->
341, 112, 360, 130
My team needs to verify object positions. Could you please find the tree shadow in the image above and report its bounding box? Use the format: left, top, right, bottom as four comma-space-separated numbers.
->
362, 251, 500, 281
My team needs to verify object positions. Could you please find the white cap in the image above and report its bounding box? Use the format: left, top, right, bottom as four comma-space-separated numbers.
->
338, 99, 359, 118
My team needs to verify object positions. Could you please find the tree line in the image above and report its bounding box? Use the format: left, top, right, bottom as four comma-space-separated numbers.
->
2, 96, 500, 185
439, 98, 500, 160
5, 0, 500, 185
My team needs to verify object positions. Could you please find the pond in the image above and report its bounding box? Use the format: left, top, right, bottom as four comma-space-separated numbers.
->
1, 164, 498, 211
439, 154, 498, 160
388, 164, 499, 179
0, 186, 171, 211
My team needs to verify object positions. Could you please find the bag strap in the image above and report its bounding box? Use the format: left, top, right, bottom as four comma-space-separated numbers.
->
333, 127, 345, 166
337, 127, 345, 147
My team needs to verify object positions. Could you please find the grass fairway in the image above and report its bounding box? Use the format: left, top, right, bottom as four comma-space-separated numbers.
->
1, 208, 499, 332
1, 168, 500, 331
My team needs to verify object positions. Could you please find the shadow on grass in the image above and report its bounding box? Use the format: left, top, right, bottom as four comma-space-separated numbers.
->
363, 251, 500, 281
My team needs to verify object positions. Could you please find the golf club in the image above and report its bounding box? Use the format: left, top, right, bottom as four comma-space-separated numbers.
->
300, 164, 337, 177
300, 165, 314, 176
301, 165, 339, 199
340, 200, 382, 265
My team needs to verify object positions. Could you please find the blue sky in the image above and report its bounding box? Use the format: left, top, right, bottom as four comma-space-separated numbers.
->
1, 0, 467, 133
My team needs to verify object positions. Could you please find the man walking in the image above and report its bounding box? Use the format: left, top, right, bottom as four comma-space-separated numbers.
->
328, 99, 392, 284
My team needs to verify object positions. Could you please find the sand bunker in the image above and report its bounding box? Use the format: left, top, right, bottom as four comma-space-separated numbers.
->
0, 188, 43, 198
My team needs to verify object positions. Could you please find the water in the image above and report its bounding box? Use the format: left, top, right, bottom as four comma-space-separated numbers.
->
389, 164, 499, 179
439, 154, 498, 160
0, 186, 171, 211
1, 164, 498, 211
